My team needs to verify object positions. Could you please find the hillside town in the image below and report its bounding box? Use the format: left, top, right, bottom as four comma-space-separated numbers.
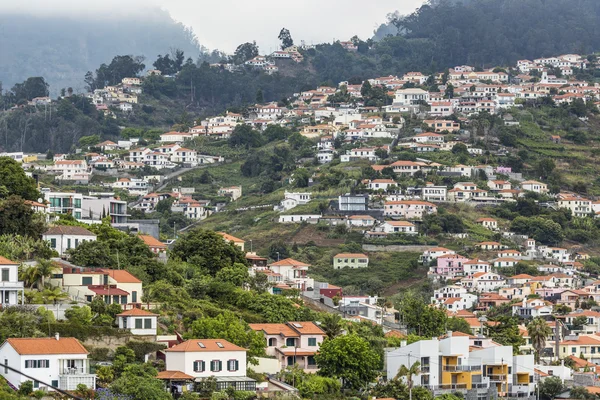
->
3, 47, 600, 400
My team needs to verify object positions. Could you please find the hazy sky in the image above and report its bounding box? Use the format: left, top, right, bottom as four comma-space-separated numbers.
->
2, 0, 426, 52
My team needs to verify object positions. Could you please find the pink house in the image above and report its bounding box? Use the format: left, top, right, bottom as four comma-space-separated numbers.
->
495, 166, 512, 174
436, 254, 470, 278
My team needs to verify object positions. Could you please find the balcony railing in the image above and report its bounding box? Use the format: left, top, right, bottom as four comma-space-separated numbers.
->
444, 364, 482, 372
305, 364, 318, 370
430, 383, 468, 391
0, 281, 24, 289
506, 393, 533, 399
61, 367, 89, 375
489, 374, 508, 382
472, 383, 489, 389
421, 365, 431, 373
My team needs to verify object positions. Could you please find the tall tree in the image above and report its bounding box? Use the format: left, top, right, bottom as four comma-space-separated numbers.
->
527, 317, 552, 363
0, 157, 40, 201
315, 334, 380, 390
320, 314, 344, 339
233, 42, 259, 64
278, 28, 294, 49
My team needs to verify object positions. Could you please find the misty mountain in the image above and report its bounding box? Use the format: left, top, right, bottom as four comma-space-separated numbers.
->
0, 9, 202, 94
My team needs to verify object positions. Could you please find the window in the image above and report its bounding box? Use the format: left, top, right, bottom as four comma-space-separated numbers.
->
193, 361, 205, 372
1, 269, 8, 282
3, 359, 7, 374
132, 291, 137, 303
74, 199, 81, 208
50, 238, 57, 249
25, 360, 49, 368
67, 239, 71, 249
308, 338, 317, 347
33, 381, 39, 389
135, 319, 143, 329
51, 380, 58, 388
82, 277, 92, 285
572, 347, 577, 354
211, 360, 222, 372
286, 338, 296, 347
228, 360, 239, 372
144, 319, 152, 329
75, 239, 79, 247
268, 338, 277, 347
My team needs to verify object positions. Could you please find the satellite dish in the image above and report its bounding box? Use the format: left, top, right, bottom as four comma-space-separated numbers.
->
38, 198, 43, 203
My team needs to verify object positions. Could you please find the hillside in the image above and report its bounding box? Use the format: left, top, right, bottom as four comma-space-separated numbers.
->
0, 9, 202, 93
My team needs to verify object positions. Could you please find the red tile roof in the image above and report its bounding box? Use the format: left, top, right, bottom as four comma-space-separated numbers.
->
6, 337, 88, 355
165, 339, 246, 352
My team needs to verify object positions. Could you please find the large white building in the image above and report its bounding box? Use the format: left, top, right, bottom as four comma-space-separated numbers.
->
0, 335, 96, 391
164, 339, 255, 392
42, 226, 97, 257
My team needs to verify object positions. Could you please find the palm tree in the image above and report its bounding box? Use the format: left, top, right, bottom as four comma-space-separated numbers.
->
41, 287, 68, 304
35, 259, 55, 289
394, 360, 421, 392
527, 317, 552, 363
19, 264, 40, 289
321, 314, 344, 339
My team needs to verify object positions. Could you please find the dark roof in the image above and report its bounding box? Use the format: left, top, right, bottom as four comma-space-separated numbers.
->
44, 226, 96, 236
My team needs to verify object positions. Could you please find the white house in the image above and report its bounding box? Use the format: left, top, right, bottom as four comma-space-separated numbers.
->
117, 308, 158, 336
381, 221, 417, 235
0, 335, 96, 391
171, 148, 198, 166
521, 181, 548, 194
393, 88, 430, 106
160, 132, 192, 143
42, 226, 97, 257
163, 339, 255, 392
274, 192, 312, 212
0, 256, 24, 306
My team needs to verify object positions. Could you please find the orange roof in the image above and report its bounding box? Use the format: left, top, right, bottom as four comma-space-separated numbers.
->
156, 371, 195, 380
139, 235, 167, 249
561, 336, 600, 346
270, 258, 310, 267
217, 232, 245, 243
165, 339, 246, 352
101, 269, 142, 283
510, 274, 533, 279
117, 308, 158, 317
0, 256, 17, 265
288, 322, 325, 335
249, 323, 299, 337
6, 337, 88, 355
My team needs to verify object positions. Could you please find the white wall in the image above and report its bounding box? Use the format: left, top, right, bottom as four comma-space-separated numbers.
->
166, 350, 247, 378
118, 315, 157, 335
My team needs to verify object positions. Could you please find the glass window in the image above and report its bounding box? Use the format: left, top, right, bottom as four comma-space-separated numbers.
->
74, 199, 82, 208
308, 338, 317, 346
144, 319, 152, 329
132, 291, 137, 303
1, 269, 8, 282
135, 319, 143, 329
50, 238, 57, 249
82, 277, 92, 285
286, 338, 295, 347
193, 361, 205, 372
211, 360, 222, 372
67, 239, 71, 249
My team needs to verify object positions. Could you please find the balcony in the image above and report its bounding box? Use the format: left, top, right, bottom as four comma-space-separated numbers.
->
430, 383, 468, 392
489, 374, 508, 382
0, 281, 24, 289
505, 393, 534, 400
444, 364, 482, 372
472, 383, 489, 389
421, 365, 431, 373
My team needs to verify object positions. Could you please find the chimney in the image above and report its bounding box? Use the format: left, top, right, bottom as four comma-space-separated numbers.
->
447, 331, 453, 338
55, 332, 60, 341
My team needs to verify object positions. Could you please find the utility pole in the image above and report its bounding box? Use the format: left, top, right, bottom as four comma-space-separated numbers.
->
408, 352, 412, 400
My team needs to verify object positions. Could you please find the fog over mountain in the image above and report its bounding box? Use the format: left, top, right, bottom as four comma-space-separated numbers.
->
0, 5, 201, 94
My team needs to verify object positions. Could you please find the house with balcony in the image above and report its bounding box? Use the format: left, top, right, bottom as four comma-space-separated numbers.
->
268, 258, 314, 291
249, 322, 325, 372
433, 254, 470, 279
462, 260, 490, 276
386, 332, 498, 398
461, 272, 507, 293
0, 335, 96, 391
42, 226, 97, 257
0, 256, 24, 306
81, 193, 128, 224
383, 200, 437, 220
163, 339, 255, 392
559, 335, 600, 364
43, 191, 83, 220
420, 247, 456, 264
274, 192, 311, 212
558, 196, 592, 218
431, 286, 477, 311
380, 221, 417, 235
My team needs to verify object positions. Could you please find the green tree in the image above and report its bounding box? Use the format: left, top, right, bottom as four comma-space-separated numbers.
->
0, 158, 40, 201
536, 159, 556, 179
320, 313, 344, 339
188, 313, 266, 361
538, 376, 565, 400
171, 229, 247, 276
278, 28, 294, 49
527, 317, 552, 363
214, 263, 250, 287
0, 196, 46, 238
11, 77, 49, 102
487, 316, 525, 354
396, 294, 448, 337
315, 334, 380, 389
110, 363, 171, 400
446, 317, 472, 335
394, 361, 421, 394
233, 42, 259, 64
228, 125, 263, 149
64, 305, 93, 326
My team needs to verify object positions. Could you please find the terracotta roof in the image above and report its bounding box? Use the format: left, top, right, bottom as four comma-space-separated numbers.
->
270, 258, 310, 267
100, 270, 142, 283
117, 308, 158, 317
139, 235, 167, 249
384, 221, 415, 227
249, 323, 299, 337
561, 336, 600, 345
165, 339, 246, 352
89, 286, 129, 296
288, 322, 325, 335
44, 226, 96, 236
156, 371, 195, 380
6, 337, 88, 355
510, 274, 533, 279
0, 256, 17, 265
217, 232, 245, 243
